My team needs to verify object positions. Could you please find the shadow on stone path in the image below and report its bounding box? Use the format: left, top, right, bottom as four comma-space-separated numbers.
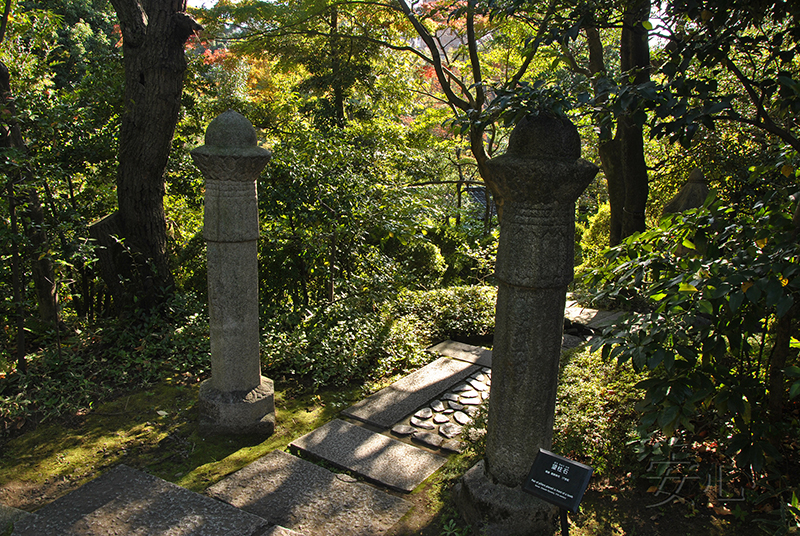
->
4, 301, 615, 536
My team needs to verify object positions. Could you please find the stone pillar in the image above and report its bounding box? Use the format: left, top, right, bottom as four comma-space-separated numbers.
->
457, 114, 598, 535
191, 110, 275, 435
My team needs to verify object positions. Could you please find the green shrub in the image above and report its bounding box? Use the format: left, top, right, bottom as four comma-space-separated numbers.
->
554, 346, 643, 476
584, 187, 800, 481
576, 202, 611, 277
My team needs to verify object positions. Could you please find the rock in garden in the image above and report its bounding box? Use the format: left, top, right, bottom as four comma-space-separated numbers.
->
448, 401, 464, 411
415, 408, 434, 419
459, 390, 480, 399
410, 417, 435, 430
392, 424, 415, 436
439, 423, 463, 439
467, 379, 488, 391
443, 393, 461, 402
454, 411, 471, 425
434, 414, 450, 424
413, 431, 444, 448
431, 400, 446, 412
442, 439, 465, 453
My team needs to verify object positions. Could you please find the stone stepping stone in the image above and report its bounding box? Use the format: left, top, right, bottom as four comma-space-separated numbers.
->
448, 401, 464, 411
439, 423, 463, 438
12, 465, 272, 536
391, 424, 415, 436
415, 408, 433, 419
431, 400, 446, 412
461, 397, 482, 406
208, 450, 410, 536
429, 340, 493, 368
442, 393, 461, 402
459, 390, 480, 399
433, 414, 450, 424
1, 503, 32, 534
442, 439, 465, 453
342, 357, 478, 428
410, 416, 435, 430
290, 419, 447, 493
466, 378, 488, 391
412, 431, 444, 449
454, 411, 471, 425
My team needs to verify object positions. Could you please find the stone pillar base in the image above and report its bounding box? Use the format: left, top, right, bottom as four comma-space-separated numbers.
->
455, 460, 557, 536
198, 376, 275, 435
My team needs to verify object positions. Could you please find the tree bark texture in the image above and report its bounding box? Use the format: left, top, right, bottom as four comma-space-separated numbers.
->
105, 0, 200, 310
616, 0, 651, 243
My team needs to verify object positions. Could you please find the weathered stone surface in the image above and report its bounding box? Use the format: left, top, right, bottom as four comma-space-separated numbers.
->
263, 527, 306, 536
448, 401, 464, 410
207, 450, 410, 536
412, 431, 444, 449
415, 408, 434, 419
13, 465, 270, 536
456, 461, 558, 536
410, 417, 435, 430
454, 411, 471, 425
467, 379, 489, 391
459, 114, 597, 536
441, 440, 465, 453
391, 424, 415, 436
290, 419, 447, 492
1, 504, 32, 534
439, 423, 463, 439
443, 409, 455, 414
460, 398, 481, 406
459, 390, 480, 399
431, 400, 446, 412
433, 414, 450, 424
452, 383, 472, 392
194, 110, 275, 435
342, 357, 478, 429
443, 393, 461, 402
429, 340, 492, 367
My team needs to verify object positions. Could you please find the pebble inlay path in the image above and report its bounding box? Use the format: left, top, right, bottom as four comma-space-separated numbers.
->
390, 367, 491, 453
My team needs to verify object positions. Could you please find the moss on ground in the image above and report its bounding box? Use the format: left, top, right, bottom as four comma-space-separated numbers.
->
0, 381, 362, 508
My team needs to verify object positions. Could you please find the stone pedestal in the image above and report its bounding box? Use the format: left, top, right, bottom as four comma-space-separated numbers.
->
457, 114, 598, 534
191, 110, 275, 435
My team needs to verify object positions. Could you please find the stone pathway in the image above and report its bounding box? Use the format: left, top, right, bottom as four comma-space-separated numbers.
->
5, 301, 613, 536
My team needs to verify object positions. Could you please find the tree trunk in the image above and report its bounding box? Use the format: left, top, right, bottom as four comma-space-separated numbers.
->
105, 0, 200, 312
617, 0, 651, 241
22, 189, 58, 325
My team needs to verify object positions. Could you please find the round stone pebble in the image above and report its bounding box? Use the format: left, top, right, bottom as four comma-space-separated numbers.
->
415, 407, 434, 419
431, 400, 446, 412
410, 416, 435, 430
453, 411, 471, 425
392, 424, 415, 436
439, 423, 463, 438
461, 397, 481, 406
443, 409, 455, 414
448, 401, 464, 410
433, 413, 450, 424
413, 431, 444, 448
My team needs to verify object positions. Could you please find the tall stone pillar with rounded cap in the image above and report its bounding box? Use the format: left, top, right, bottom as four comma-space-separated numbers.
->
191, 110, 275, 435
457, 114, 598, 535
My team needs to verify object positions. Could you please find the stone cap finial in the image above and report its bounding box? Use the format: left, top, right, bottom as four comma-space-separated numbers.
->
192, 109, 271, 159
506, 113, 581, 161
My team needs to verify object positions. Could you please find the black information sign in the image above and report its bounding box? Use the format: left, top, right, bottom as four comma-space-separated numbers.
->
522, 449, 593, 513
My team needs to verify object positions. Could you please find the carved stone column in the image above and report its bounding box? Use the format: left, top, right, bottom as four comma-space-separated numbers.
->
191, 110, 275, 435
458, 114, 598, 535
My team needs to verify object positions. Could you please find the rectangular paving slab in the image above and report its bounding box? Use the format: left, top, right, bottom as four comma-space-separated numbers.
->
208, 450, 411, 536
428, 340, 493, 367
290, 419, 447, 492
1, 503, 32, 534
11, 465, 272, 536
342, 356, 479, 428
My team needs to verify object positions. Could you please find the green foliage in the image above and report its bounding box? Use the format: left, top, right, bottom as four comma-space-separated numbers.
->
0, 294, 210, 436
584, 186, 800, 477
261, 285, 497, 389
554, 346, 643, 476
575, 202, 611, 277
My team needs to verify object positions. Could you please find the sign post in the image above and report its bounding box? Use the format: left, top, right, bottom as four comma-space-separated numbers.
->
522, 449, 593, 536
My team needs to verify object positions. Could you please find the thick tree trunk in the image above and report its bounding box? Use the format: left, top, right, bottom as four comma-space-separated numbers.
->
105, 0, 200, 311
